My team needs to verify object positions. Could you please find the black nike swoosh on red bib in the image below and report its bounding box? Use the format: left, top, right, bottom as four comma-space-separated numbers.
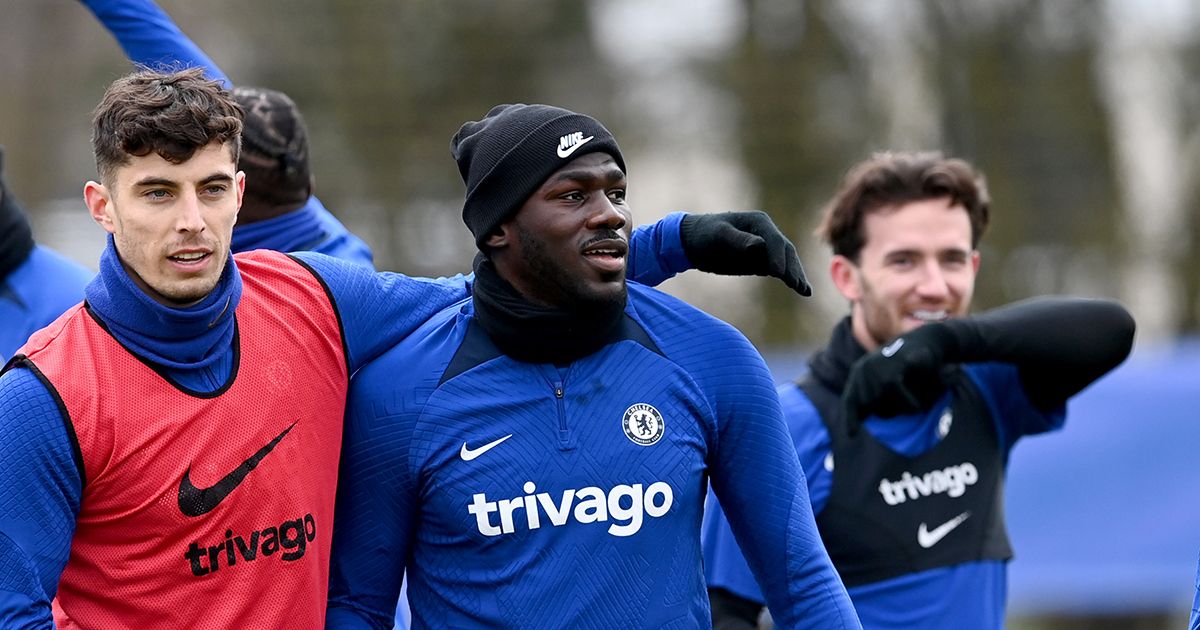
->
177, 422, 296, 517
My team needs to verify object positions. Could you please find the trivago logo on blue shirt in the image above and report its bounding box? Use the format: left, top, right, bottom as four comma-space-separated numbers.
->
468, 480, 675, 537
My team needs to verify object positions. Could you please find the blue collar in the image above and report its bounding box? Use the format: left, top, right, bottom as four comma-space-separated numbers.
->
84, 235, 242, 371
230, 199, 328, 255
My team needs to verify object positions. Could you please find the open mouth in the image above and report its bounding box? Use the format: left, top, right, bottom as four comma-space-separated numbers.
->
910, 309, 949, 323
168, 250, 212, 267
581, 239, 628, 274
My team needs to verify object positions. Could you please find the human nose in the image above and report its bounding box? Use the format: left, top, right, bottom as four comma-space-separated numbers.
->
914, 260, 950, 299
587, 196, 627, 231
175, 192, 206, 233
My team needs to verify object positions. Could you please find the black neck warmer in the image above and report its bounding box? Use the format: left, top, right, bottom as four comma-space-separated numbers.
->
0, 183, 35, 283
804, 317, 868, 393
471, 256, 627, 365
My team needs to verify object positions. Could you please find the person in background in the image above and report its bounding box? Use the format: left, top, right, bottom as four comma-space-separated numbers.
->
702, 151, 1135, 630
0, 146, 93, 361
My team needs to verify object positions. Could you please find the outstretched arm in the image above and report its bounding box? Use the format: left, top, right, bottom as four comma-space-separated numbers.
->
843, 297, 1136, 428
79, 0, 229, 86
628, 211, 811, 294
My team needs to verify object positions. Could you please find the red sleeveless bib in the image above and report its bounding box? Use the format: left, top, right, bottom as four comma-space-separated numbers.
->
19, 251, 347, 629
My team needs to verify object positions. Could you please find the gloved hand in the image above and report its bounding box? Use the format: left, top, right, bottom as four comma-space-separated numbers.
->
840, 323, 954, 436
680, 211, 811, 296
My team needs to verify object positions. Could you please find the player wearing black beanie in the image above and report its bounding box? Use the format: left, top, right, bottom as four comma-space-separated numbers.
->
451, 104, 625, 249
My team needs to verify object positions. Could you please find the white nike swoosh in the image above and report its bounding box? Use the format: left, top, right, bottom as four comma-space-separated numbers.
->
917, 511, 970, 549
881, 338, 905, 357
460, 434, 513, 461
556, 135, 594, 158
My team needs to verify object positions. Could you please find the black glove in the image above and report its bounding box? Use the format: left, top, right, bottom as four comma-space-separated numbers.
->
840, 323, 954, 436
680, 211, 811, 296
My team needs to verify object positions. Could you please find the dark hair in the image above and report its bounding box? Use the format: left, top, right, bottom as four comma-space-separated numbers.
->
233, 86, 312, 218
91, 67, 243, 185
815, 151, 991, 261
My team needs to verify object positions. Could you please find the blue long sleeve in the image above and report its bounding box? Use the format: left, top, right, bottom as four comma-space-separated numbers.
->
327, 335, 433, 629
648, 309, 859, 629
0, 246, 93, 363
290, 253, 471, 371
626, 212, 690, 286
80, 0, 229, 86
0, 368, 82, 629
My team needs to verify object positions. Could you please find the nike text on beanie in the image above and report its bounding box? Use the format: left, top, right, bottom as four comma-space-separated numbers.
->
451, 103, 626, 248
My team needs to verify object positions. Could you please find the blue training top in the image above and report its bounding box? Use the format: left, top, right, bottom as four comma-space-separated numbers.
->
325, 283, 860, 630
82, 0, 375, 268
701, 362, 1064, 630
0, 245, 93, 362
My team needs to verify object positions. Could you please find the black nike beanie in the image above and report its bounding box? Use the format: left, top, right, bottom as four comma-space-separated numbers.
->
450, 104, 625, 249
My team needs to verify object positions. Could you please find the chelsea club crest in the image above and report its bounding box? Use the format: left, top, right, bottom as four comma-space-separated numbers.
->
622, 403, 665, 446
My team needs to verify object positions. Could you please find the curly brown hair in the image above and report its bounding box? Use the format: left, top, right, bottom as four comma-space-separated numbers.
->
815, 151, 990, 261
91, 67, 244, 186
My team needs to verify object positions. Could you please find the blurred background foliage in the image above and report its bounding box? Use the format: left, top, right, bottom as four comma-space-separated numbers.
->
2, 0, 1199, 626
2, 0, 1198, 348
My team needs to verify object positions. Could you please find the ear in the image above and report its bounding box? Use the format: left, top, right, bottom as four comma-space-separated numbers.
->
84, 181, 116, 234
971, 249, 981, 274
484, 220, 514, 250
235, 170, 246, 219
830, 254, 862, 302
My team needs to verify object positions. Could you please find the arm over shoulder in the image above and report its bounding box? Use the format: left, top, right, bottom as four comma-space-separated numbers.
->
292, 252, 472, 371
